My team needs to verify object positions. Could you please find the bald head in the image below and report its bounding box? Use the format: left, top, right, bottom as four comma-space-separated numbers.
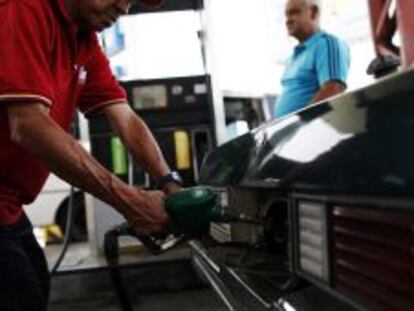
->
285, 0, 321, 43
303, 0, 322, 11
287, 0, 322, 12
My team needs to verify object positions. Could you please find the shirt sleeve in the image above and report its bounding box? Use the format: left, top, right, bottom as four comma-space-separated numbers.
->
316, 35, 351, 87
0, 0, 54, 106
77, 35, 127, 118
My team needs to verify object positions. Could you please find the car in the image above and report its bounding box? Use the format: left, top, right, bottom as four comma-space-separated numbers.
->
193, 70, 414, 311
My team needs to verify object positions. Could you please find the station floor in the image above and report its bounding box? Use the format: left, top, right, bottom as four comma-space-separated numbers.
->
49, 288, 226, 311
45, 242, 227, 311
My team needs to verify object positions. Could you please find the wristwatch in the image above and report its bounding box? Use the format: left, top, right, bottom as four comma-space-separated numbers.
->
158, 171, 183, 188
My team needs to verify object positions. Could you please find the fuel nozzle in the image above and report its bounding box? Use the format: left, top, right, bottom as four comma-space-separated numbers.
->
166, 187, 265, 237
105, 187, 265, 256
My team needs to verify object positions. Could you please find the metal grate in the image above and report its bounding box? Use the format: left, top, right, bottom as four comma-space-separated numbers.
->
332, 206, 414, 310
298, 201, 329, 282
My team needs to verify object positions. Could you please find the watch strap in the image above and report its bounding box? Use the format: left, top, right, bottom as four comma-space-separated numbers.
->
158, 171, 183, 188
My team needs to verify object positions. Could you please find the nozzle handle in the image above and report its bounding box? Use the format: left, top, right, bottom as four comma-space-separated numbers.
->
105, 222, 187, 255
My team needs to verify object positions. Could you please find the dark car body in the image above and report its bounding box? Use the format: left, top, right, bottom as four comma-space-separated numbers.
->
192, 70, 414, 311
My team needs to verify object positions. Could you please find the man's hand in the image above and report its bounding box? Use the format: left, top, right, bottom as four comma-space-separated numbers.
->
123, 188, 171, 236
162, 182, 182, 196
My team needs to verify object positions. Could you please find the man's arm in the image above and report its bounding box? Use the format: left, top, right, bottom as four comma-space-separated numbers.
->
312, 35, 350, 105
103, 104, 181, 195
310, 81, 346, 104
6, 102, 169, 235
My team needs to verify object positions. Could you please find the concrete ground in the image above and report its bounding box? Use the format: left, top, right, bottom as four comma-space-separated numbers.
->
49, 289, 226, 311
46, 243, 227, 311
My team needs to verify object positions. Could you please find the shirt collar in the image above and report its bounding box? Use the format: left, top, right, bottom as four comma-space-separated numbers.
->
294, 30, 325, 53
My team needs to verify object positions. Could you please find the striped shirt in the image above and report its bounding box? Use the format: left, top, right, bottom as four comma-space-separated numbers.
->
274, 30, 350, 118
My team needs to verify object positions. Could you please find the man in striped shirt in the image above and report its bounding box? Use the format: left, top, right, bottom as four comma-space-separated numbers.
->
274, 0, 350, 118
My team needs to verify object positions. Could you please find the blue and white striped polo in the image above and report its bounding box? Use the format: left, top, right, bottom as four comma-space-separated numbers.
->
274, 30, 350, 118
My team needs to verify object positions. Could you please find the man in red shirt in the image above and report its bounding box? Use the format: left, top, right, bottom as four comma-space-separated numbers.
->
0, 0, 180, 310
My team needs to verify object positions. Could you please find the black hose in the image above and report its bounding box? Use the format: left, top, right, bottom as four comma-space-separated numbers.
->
50, 186, 75, 275
104, 223, 137, 311
49, 187, 137, 311
47, 174, 136, 310
50, 118, 79, 276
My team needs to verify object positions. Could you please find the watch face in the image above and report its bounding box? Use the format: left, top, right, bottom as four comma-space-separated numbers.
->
171, 172, 182, 182
170, 171, 183, 184
161, 171, 183, 187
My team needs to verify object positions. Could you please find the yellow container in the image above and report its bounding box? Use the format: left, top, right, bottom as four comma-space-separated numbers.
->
174, 131, 191, 170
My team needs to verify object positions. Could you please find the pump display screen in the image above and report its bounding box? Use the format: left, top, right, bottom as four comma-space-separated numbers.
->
132, 85, 168, 110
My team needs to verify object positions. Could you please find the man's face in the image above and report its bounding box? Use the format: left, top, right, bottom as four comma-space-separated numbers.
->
76, 0, 134, 31
285, 0, 318, 40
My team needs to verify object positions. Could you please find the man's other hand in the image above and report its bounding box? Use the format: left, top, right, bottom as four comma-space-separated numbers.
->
124, 189, 171, 236
162, 182, 182, 196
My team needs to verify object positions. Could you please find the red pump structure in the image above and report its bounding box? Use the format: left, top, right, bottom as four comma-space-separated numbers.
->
368, 0, 414, 69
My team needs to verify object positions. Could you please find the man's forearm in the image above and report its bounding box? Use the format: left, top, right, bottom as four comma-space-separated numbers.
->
310, 81, 346, 105
104, 105, 171, 182
7, 103, 141, 215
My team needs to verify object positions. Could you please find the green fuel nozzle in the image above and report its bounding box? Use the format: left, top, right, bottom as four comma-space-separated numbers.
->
165, 187, 223, 237
105, 187, 265, 255
166, 187, 264, 237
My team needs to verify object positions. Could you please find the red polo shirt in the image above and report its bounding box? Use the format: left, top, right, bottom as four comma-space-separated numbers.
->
0, 0, 127, 225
